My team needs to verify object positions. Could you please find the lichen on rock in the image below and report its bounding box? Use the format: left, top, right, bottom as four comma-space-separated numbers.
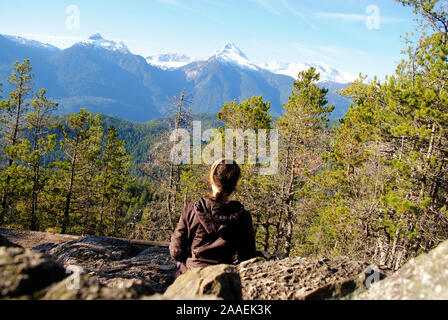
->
0, 247, 66, 298
164, 264, 242, 300
352, 240, 448, 300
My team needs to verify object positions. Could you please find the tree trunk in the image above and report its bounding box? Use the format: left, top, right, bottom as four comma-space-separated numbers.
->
62, 154, 77, 234
30, 165, 40, 231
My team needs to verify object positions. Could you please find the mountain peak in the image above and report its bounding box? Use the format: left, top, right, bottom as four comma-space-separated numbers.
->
80, 34, 130, 54
258, 61, 357, 83
2, 34, 60, 52
210, 42, 257, 70
217, 42, 248, 60
146, 53, 196, 70
88, 33, 104, 41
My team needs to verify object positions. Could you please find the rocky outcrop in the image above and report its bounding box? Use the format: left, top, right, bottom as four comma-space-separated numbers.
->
164, 264, 242, 300
4, 229, 447, 300
1, 232, 390, 300
0, 234, 22, 248
45, 236, 176, 295
238, 257, 389, 300
0, 247, 66, 298
353, 240, 448, 300
41, 272, 150, 300
0, 236, 179, 300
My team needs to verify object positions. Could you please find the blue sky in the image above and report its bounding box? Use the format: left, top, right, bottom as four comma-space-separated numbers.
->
0, 0, 417, 79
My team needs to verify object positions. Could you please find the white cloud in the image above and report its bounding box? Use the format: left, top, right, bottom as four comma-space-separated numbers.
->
316, 12, 408, 24
157, 0, 183, 7
281, 0, 318, 30
318, 45, 368, 57
251, 0, 281, 16
316, 12, 366, 21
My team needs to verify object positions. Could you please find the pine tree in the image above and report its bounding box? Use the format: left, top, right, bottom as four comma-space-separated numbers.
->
96, 126, 133, 236
0, 60, 34, 224
276, 67, 334, 256
217, 95, 274, 252
57, 109, 104, 234
23, 89, 58, 230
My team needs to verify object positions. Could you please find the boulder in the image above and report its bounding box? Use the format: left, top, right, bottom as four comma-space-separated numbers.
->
238, 256, 390, 300
163, 264, 242, 300
0, 247, 66, 298
32, 242, 58, 253
46, 236, 176, 295
49, 236, 132, 265
0, 233, 22, 248
353, 240, 448, 300
41, 272, 149, 300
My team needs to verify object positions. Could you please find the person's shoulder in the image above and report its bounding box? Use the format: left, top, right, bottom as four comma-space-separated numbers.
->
226, 200, 252, 219
184, 197, 208, 215
227, 200, 245, 211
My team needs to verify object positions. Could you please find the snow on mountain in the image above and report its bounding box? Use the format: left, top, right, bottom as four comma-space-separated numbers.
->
149, 43, 354, 83
2, 34, 60, 52
208, 43, 259, 71
79, 33, 130, 54
3, 33, 355, 84
259, 61, 357, 83
146, 53, 197, 70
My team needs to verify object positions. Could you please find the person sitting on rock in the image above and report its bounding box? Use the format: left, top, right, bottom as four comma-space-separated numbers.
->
169, 158, 257, 277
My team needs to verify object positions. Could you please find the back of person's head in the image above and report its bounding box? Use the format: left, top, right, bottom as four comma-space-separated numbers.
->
208, 158, 241, 202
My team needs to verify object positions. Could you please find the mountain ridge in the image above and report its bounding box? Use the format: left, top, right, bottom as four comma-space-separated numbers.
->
0, 33, 353, 121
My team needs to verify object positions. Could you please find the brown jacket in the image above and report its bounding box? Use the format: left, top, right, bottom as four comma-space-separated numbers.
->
169, 196, 256, 272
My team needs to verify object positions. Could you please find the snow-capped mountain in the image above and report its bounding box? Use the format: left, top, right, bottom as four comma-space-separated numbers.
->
146, 53, 197, 70
146, 43, 259, 71
149, 42, 355, 83
0, 33, 353, 121
208, 43, 259, 71
78, 33, 130, 54
3, 34, 60, 52
258, 61, 357, 84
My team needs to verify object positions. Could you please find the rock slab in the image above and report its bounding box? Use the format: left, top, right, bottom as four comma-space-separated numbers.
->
164, 264, 242, 300
353, 240, 448, 300
238, 257, 389, 300
0, 247, 66, 298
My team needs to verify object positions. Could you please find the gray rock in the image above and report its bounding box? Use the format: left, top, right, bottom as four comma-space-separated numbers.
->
0, 233, 22, 248
164, 264, 242, 300
238, 256, 390, 300
41, 272, 149, 300
49, 236, 132, 265
353, 240, 448, 300
32, 243, 58, 253
137, 247, 170, 256
46, 236, 176, 295
0, 247, 66, 298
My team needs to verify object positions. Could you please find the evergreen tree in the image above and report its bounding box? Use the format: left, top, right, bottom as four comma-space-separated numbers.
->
57, 109, 104, 234
23, 89, 58, 230
0, 60, 34, 224
217, 95, 274, 252
96, 126, 133, 236
276, 67, 334, 256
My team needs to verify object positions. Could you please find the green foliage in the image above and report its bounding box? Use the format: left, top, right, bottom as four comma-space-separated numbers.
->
0, 61, 136, 235
218, 96, 273, 130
